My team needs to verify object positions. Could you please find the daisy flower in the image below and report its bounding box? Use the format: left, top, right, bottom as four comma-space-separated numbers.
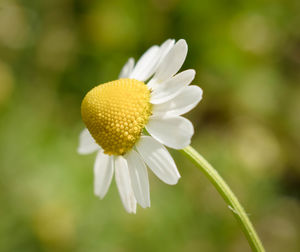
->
78, 39, 203, 213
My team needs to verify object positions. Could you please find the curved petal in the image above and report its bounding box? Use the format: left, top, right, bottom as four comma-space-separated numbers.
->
119, 58, 135, 78
150, 69, 195, 104
115, 156, 137, 214
77, 128, 100, 155
94, 151, 114, 199
152, 86, 203, 116
158, 39, 175, 64
125, 150, 150, 208
146, 116, 194, 149
147, 39, 176, 89
136, 136, 180, 185
130, 46, 160, 81
153, 39, 188, 82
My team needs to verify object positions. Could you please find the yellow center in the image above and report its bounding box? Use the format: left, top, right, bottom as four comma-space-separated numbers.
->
81, 78, 152, 155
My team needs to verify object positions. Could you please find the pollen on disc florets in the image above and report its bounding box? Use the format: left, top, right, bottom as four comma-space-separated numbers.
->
81, 78, 152, 156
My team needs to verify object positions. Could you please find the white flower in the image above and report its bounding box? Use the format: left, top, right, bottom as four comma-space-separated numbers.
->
78, 39, 203, 213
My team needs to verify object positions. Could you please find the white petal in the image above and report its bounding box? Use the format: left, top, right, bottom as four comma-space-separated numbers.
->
158, 39, 175, 64
115, 156, 137, 214
153, 39, 188, 82
146, 116, 194, 149
119, 58, 135, 78
152, 86, 203, 116
136, 136, 180, 185
150, 69, 195, 104
147, 39, 176, 89
77, 128, 100, 154
130, 46, 160, 81
126, 150, 150, 208
94, 151, 114, 199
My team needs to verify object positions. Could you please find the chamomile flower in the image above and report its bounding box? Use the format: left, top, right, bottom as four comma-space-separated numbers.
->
78, 39, 203, 213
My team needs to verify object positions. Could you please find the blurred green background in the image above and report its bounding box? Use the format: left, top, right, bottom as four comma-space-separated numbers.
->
0, 0, 300, 251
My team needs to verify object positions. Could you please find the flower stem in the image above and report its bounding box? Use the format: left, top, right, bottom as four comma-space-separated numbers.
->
179, 145, 265, 252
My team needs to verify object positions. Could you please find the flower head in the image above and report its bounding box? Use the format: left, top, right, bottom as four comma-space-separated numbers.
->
78, 39, 203, 213
81, 79, 151, 155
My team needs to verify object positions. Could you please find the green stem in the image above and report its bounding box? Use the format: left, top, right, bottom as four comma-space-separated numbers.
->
179, 146, 265, 252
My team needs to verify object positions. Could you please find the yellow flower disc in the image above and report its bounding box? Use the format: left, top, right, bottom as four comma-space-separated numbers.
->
81, 78, 152, 155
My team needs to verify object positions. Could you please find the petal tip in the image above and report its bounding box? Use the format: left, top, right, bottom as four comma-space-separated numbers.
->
77, 147, 87, 155
177, 39, 188, 49
165, 176, 181, 185
189, 69, 196, 77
